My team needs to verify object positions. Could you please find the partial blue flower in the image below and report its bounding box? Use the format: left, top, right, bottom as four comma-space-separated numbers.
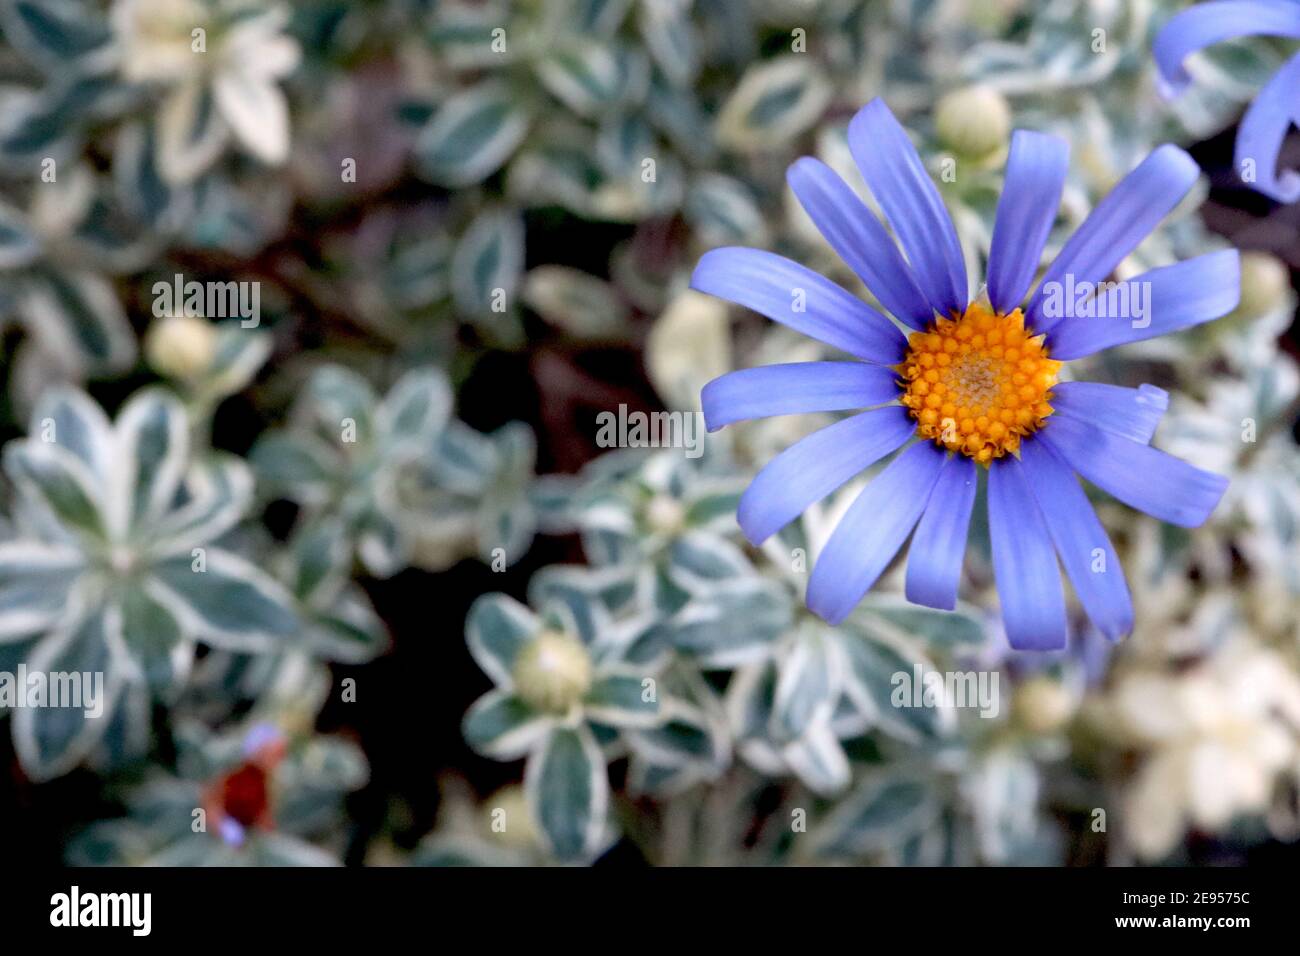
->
1153, 0, 1300, 201
692, 99, 1237, 651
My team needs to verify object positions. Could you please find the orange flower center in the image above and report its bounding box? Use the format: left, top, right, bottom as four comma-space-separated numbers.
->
899, 302, 1061, 465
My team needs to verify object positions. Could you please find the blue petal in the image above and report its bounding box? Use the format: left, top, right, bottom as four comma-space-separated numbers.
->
220, 818, 247, 846
1046, 251, 1240, 359
242, 722, 284, 756
904, 453, 977, 611
1051, 381, 1168, 444
807, 441, 946, 625
987, 130, 1069, 314
691, 247, 907, 364
987, 457, 1067, 651
1236, 50, 1300, 201
787, 157, 934, 329
1019, 439, 1133, 641
1153, 1, 1300, 98
738, 406, 914, 545
702, 362, 900, 431
1026, 145, 1200, 333
846, 99, 967, 317
1040, 414, 1228, 528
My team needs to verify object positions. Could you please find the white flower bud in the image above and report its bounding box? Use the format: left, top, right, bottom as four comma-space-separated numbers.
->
483, 785, 538, 849
1235, 251, 1290, 318
935, 85, 1011, 159
145, 313, 217, 381
1013, 676, 1076, 735
644, 494, 686, 536
513, 630, 592, 714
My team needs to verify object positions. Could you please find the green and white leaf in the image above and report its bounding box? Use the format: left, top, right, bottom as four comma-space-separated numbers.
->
466, 592, 537, 687
156, 78, 230, 186
536, 43, 648, 119
0, 540, 81, 641
668, 577, 792, 667
781, 718, 851, 796
859, 594, 989, 647
811, 772, 940, 858
149, 548, 299, 653
377, 367, 452, 457
416, 81, 530, 187
450, 207, 524, 317
12, 605, 125, 781
837, 628, 955, 742
114, 387, 189, 533
771, 621, 840, 743
299, 587, 389, 664
0, 196, 42, 269
715, 56, 831, 151
638, 0, 698, 87
683, 173, 768, 248
583, 668, 660, 728
0, 0, 114, 73
16, 268, 136, 374
522, 265, 630, 340
4, 439, 106, 542
525, 724, 609, 861
463, 689, 553, 760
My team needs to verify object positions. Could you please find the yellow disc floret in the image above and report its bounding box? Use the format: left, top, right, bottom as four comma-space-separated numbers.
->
899, 302, 1062, 465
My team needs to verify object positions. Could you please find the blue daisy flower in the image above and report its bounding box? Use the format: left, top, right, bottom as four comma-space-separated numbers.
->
1154, 0, 1300, 201
691, 98, 1238, 651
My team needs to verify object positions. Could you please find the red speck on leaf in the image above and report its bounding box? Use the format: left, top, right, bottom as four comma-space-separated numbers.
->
220, 763, 270, 827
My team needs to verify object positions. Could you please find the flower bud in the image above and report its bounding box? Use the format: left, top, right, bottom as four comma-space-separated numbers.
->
1013, 675, 1076, 735
145, 313, 217, 381
483, 785, 538, 850
513, 630, 593, 714
935, 85, 1011, 159
1235, 251, 1290, 318
644, 494, 686, 536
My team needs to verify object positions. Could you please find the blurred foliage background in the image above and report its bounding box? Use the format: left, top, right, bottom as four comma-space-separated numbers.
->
0, 0, 1297, 866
